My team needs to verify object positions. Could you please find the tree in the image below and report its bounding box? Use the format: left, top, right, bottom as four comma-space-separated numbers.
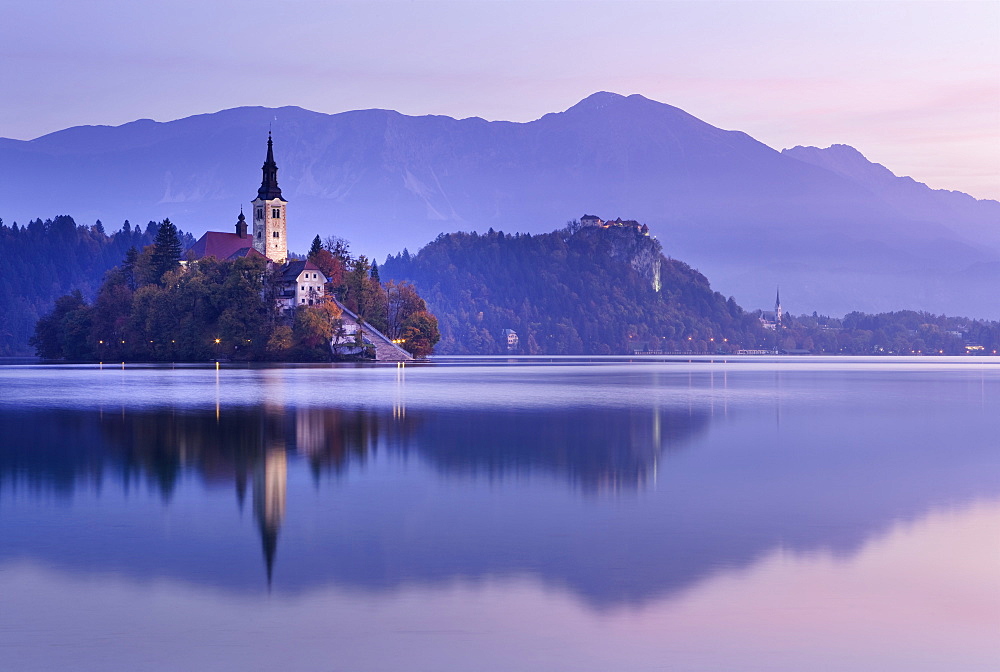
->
122, 247, 140, 290
385, 281, 427, 339
293, 300, 343, 359
309, 249, 344, 287
149, 218, 182, 284
323, 235, 351, 263
400, 310, 440, 358
30, 290, 89, 359
342, 256, 371, 315
267, 325, 294, 359
309, 235, 323, 257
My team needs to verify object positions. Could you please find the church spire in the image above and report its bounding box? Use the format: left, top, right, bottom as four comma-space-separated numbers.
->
257, 132, 285, 201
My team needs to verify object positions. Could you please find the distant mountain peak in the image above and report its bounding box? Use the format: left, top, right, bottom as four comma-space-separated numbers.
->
565, 91, 627, 113
783, 143, 900, 186
562, 91, 682, 117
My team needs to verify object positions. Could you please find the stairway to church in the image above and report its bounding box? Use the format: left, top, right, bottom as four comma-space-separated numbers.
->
363, 327, 414, 361
332, 298, 413, 361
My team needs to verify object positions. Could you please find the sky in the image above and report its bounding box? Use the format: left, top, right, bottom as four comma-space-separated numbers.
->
2, 0, 998, 200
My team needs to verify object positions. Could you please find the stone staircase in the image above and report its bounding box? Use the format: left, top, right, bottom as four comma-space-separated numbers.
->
332, 298, 413, 361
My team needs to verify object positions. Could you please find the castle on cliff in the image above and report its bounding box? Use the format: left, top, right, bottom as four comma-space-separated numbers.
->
580, 214, 649, 236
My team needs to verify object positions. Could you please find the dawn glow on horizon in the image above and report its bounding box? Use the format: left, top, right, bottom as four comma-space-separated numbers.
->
2, 0, 998, 200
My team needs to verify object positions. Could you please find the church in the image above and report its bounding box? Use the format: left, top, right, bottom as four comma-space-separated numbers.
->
187, 135, 413, 361
187, 133, 326, 310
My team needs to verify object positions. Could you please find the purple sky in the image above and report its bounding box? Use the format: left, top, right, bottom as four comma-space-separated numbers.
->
3, 1, 998, 199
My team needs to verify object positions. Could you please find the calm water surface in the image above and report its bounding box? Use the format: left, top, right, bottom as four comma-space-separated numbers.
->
1, 357, 998, 671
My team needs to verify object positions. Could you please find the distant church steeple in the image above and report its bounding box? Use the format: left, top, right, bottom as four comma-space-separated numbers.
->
775, 287, 782, 327
252, 132, 288, 263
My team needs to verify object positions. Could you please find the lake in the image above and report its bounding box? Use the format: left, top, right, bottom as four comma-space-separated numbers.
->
1, 357, 998, 671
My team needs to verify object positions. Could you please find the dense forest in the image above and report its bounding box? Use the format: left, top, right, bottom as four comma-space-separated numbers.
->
381, 224, 769, 354
0, 216, 194, 356
774, 311, 999, 355
11, 215, 999, 359
30, 227, 438, 362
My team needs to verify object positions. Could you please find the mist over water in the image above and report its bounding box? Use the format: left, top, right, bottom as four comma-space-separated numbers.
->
1, 358, 998, 671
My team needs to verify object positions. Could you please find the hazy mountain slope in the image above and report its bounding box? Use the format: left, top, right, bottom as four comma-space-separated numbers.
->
2, 92, 998, 317
783, 144, 1000, 249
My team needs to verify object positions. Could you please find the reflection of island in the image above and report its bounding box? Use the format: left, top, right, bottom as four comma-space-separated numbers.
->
412, 407, 708, 493
4, 384, 997, 609
0, 405, 397, 583
0, 402, 705, 585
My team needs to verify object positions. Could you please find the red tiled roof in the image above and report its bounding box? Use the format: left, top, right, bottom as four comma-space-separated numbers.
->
187, 231, 257, 260
227, 247, 267, 261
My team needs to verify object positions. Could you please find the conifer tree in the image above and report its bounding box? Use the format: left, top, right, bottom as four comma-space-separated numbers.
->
309, 235, 323, 258
123, 247, 140, 290
149, 218, 182, 284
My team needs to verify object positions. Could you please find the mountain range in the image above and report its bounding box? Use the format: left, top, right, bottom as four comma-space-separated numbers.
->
2, 92, 997, 317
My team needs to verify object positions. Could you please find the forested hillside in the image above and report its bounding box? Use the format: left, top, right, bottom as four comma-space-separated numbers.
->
0, 216, 194, 355
381, 224, 768, 354
778, 311, 1000, 355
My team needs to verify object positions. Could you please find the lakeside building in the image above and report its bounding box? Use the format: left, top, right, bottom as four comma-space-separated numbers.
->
503, 328, 519, 351
188, 134, 289, 265
187, 135, 412, 361
189, 135, 331, 315
186, 210, 266, 261
189, 134, 300, 268
276, 260, 326, 310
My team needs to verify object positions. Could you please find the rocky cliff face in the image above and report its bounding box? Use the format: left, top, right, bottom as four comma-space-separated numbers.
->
572, 225, 663, 291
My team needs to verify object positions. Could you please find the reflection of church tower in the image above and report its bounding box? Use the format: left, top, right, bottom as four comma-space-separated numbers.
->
252, 133, 288, 263
253, 448, 287, 585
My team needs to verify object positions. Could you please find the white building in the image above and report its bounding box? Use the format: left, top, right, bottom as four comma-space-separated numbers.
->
275, 260, 328, 312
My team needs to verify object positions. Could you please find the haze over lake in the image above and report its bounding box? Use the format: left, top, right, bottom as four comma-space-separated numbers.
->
1, 357, 998, 671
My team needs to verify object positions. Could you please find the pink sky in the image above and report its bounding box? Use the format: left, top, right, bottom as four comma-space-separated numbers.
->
3, 1, 998, 199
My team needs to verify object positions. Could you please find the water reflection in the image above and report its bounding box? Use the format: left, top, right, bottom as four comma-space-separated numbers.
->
0, 402, 709, 588
0, 363, 998, 612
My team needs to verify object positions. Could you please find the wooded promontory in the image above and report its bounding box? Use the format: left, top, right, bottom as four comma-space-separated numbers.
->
381, 223, 767, 354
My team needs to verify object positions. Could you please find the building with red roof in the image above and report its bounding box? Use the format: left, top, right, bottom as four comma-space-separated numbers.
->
185, 136, 328, 313
186, 210, 268, 261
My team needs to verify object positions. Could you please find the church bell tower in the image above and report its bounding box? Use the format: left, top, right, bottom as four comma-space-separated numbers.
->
252, 132, 288, 263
